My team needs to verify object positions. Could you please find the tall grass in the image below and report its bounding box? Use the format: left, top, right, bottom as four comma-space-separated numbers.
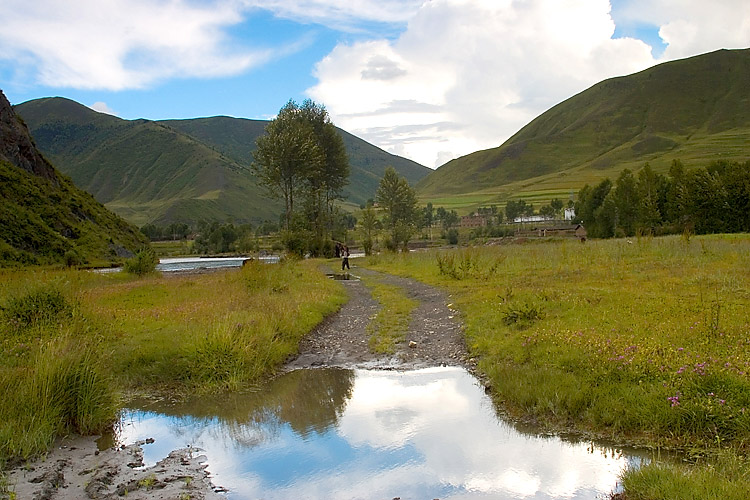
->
0, 259, 347, 464
362, 235, 750, 497
0, 336, 116, 461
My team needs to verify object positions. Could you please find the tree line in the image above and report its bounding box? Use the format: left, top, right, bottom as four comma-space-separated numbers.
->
575, 160, 750, 238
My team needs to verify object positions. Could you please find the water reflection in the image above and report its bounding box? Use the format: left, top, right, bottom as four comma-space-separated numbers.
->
119, 367, 647, 499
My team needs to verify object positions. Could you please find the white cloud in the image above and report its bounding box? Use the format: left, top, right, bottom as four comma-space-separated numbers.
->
241, 0, 424, 30
0, 0, 278, 90
614, 0, 750, 59
308, 0, 750, 168
89, 101, 117, 115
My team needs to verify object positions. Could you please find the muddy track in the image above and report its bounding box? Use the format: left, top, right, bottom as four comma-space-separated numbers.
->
285, 265, 472, 371
7, 265, 471, 500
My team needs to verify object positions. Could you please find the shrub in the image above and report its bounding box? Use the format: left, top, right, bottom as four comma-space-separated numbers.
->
501, 301, 544, 327
1, 287, 74, 332
123, 247, 158, 276
447, 228, 459, 245
436, 250, 502, 280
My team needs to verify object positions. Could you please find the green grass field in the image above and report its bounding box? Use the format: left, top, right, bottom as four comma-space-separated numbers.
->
362, 234, 750, 499
0, 261, 346, 464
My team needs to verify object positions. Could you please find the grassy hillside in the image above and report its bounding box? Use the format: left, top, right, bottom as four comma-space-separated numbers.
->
0, 91, 147, 267
417, 48, 750, 213
16, 99, 430, 226
15, 98, 280, 226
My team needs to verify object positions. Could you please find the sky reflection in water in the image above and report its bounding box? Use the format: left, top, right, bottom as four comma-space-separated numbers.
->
119, 367, 647, 499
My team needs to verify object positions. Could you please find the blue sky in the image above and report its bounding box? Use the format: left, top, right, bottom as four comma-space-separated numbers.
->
1, 0, 748, 168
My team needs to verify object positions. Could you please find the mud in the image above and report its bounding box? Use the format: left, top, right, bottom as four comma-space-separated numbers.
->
6, 437, 222, 500
285, 265, 471, 371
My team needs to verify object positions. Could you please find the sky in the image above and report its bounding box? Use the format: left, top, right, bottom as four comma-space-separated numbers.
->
1, 0, 749, 169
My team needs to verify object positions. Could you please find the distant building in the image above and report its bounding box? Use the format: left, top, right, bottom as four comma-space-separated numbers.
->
460, 214, 489, 228
564, 207, 576, 221
513, 214, 553, 223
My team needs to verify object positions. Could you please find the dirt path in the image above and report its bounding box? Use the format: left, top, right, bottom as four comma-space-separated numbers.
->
285, 265, 471, 371
6, 265, 468, 500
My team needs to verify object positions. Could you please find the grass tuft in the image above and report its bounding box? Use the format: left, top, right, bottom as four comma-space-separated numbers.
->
0, 336, 116, 461
1, 287, 74, 333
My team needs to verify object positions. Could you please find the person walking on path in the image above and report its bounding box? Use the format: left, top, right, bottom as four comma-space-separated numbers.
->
341, 245, 350, 270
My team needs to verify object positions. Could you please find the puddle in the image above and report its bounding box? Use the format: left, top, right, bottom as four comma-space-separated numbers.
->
117, 367, 651, 499
326, 272, 360, 281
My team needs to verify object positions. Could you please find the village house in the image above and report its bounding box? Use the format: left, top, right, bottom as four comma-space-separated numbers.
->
460, 214, 489, 228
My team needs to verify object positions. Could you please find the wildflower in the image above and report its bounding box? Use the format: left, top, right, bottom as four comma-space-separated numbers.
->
668, 394, 681, 407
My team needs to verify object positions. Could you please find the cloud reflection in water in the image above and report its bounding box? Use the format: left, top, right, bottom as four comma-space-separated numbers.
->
118, 367, 646, 499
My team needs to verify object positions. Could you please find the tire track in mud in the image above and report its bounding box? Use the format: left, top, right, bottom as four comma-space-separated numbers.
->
284, 266, 471, 371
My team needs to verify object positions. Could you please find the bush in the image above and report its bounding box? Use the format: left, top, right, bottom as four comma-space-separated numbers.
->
64, 249, 83, 267
123, 247, 158, 276
447, 228, 459, 245
1, 287, 74, 332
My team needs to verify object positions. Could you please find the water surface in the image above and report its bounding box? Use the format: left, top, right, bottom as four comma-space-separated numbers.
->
119, 367, 647, 499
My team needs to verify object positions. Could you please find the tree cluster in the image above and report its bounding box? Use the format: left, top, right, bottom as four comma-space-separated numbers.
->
575, 160, 750, 238
252, 99, 349, 256
376, 167, 419, 251
193, 222, 257, 255
140, 222, 190, 241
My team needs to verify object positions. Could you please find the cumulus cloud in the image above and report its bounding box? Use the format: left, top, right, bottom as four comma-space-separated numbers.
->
308, 0, 750, 168
0, 0, 277, 90
89, 101, 116, 115
614, 0, 750, 59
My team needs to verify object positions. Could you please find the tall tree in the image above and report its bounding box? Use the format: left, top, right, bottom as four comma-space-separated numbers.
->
636, 163, 664, 233
575, 178, 612, 237
252, 100, 324, 230
252, 99, 349, 255
376, 167, 419, 251
359, 205, 378, 256
298, 100, 350, 238
612, 169, 638, 236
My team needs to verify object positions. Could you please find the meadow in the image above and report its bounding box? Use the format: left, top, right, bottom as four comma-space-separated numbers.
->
0, 260, 346, 465
363, 234, 750, 499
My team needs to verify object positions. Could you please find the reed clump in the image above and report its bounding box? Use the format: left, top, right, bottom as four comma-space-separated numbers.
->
0, 336, 116, 461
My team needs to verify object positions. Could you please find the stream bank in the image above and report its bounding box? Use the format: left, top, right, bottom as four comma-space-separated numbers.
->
6, 263, 469, 499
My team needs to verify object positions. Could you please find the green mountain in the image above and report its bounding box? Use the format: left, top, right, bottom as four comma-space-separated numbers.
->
0, 90, 147, 267
417, 48, 750, 210
15, 99, 430, 226
161, 116, 429, 211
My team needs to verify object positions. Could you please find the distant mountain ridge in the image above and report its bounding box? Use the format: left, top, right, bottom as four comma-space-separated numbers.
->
417, 48, 750, 204
0, 90, 147, 267
15, 98, 430, 226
